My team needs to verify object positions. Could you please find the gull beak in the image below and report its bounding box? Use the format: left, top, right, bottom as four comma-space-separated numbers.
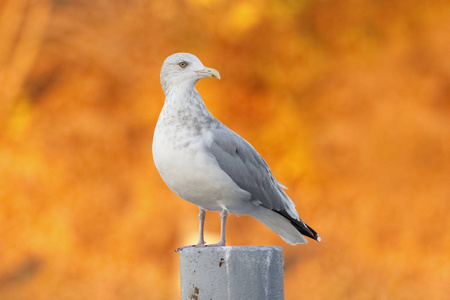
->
197, 67, 221, 80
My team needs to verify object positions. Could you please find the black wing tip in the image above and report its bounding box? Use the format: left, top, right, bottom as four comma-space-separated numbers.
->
304, 221, 322, 242
306, 223, 321, 242
273, 209, 321, 242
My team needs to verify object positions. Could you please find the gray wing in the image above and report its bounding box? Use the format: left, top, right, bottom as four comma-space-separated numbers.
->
207, 125, 300, 219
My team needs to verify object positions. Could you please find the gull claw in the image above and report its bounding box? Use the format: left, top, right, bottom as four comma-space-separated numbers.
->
174, 242, 206, 252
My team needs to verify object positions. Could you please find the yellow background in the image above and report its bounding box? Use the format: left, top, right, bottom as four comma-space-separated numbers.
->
1, 0, 449, 299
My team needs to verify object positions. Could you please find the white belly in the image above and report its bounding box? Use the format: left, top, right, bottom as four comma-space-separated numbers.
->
153, 125, 250, 211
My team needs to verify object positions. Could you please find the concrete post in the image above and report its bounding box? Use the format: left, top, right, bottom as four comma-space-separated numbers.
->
180, 246, 284, 300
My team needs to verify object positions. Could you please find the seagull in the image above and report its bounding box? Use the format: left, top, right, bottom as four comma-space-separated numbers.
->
153, 53, 320, 251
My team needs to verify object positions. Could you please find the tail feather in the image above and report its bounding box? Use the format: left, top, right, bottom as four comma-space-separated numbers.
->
273, 209, 321, 242
249, 206, 308, 245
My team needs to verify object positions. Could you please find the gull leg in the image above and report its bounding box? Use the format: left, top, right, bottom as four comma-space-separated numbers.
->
206, 209, 228, 247
196, 208, 206, 246
175, 208, 206, 252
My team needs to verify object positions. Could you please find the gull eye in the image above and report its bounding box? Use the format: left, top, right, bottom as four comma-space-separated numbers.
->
178, 61, 187, 68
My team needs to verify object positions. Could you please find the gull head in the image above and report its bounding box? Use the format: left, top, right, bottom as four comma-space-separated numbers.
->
160, 53, 220, 95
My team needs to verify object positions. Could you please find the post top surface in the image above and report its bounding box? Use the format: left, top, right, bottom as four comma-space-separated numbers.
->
178, 245, 283, 254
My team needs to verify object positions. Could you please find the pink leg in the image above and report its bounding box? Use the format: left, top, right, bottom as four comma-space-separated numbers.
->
175, 208, 206, 252
206, 209, 228, 247
196, 208, 206, 246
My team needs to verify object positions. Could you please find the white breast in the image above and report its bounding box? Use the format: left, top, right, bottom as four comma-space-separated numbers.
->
152, 110, 250, 211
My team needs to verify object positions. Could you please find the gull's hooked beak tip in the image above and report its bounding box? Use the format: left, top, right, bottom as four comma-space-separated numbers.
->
197, 67, 221, 80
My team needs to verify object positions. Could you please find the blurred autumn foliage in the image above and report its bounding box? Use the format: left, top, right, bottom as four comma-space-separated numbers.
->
1, 0, 449, 299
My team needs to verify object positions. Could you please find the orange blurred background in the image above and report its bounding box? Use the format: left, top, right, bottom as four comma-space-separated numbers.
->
1, 0, 449, 299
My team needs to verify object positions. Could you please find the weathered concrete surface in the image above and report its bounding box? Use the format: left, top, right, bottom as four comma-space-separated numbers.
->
180, 246, 284, 300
